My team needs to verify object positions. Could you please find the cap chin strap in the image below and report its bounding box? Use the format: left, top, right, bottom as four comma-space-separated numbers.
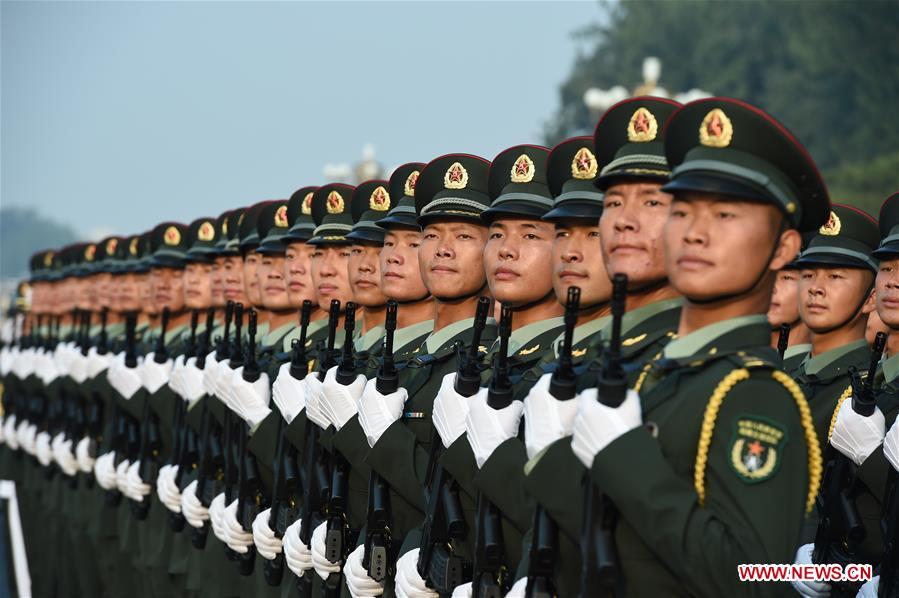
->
688, 223, 786, 306
626, 277, 668, 296
395, 292, 431, 306
507, 289, 557, 313
434, 281, 488, 304
807, 281, 874, 336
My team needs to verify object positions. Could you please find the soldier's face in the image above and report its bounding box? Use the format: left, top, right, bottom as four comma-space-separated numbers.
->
150, 266, 186, 313
552, 221, 612, 308
866, 309, 890, 346
875, 258, 899, 329
56, 279, 75, 314
210, 257, 226, 308
259, 254, 292, 311
767, 270, 801, 327
349, 243, 388, 308
380, 228, 429, 302
75, 275, 94, 310
311, 245, 353, 312
419, 220, 488, 301
222, 255, 247, 305
137, 273, 158, 316
798, 267, 875, 333
484, 218, 555, 307
183, 262, 213, 310
95, 273, 113, 310
117, 272, 141, 313
284, 242, 316, 308
664, 193, 799, 302
242, 251, 263, 307
599, 181, 672, 289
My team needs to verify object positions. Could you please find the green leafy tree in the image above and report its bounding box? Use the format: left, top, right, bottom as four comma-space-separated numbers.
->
0, 207, 78, 279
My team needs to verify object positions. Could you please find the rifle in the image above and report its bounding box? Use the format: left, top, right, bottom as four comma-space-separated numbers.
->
579, 273, 628, 597
418, 296, 492, 591
263, 300, 312, 586
167, 309, 200, 532
222, 303, 245, 565
132, 306, 170, 520
472, 304, 514, 598
324, 302, 358, 581
777, 323, 791, 360
812, 331, 887, 594
189, 307, 219, 549
298, 300, 341, 593
363, 300, 398, 581
526, 286, 581, 597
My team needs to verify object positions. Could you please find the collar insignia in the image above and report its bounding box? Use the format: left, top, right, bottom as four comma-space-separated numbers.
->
518, 344, 540, 356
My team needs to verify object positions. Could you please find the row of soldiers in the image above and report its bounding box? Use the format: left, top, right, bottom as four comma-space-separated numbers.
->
0, 96, 897, 598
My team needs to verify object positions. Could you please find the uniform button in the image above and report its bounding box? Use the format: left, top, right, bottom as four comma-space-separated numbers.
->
645, 421, 659, 438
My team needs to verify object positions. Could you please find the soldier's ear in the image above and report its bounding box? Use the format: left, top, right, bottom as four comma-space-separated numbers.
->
862, 285, 877, 315
770, 228, 801, 272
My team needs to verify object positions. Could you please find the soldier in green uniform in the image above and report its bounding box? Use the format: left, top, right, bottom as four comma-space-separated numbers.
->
803, 192, 899, 598
570, 97, 828, 597
769, 238, 813, 370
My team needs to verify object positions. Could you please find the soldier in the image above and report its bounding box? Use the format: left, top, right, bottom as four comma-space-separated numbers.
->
210, 210, 232, 317
769, 247, 813, 369
570, 97, 828, 597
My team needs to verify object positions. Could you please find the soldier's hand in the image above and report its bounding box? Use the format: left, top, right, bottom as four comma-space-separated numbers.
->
830, 397, 885, 466
358, 377, 407, 448
251, 508, 282, 560
156, 464, 183, 513
466, 387, 523, 469
229, 366, 271, 427
95, 451, 118, 490
883, 420, 899, 472
856, 576, 879, 598
790, 544, 831, 597
394, 549, 437, 598
283, 518, 313, 577
505, 577, 527, 598
126, 460, 151, 501
2, 416, 17, 450
450, 582, 471, 597
75, 436, 96, 472
181, 480, 209, 528
35, 431, 53, 465
304, 372, 331, 429
222, 498, 254, 553
320, 366, 366, 431
344, 544, 384, 597
571, 388, 642, 469
115, 458, 131, 495
311, 521, 341, 579
271, 363, 307, 424
523, 372, 579, 459
209, 492, 229, 544
140, 353, 173, 393
180, 356, 207, 404
432, 372, 471, 449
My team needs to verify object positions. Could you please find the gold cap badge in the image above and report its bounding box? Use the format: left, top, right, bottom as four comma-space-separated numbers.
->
222, 218, 229, 236
444, 162, 468, 190
820, 211, 841, 236
327, 190, 345, 214
510, 154, 535, 183
198, 221, 216, 241
164, 226, 181, 246
43, 252, 54, 267
627, 107, 658, 143
105, 238, 118, 256
571, 147, 598, 179
84, 244, 96, 262
275, 205, 289, 227
699, 108, 733, 148
404, 171, 420, 197
129, 237, 139, 256
302, 192, 314, 215
370, 186, 390, 211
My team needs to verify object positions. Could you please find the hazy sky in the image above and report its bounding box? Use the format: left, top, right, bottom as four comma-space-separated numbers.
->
2, 1, 599, 240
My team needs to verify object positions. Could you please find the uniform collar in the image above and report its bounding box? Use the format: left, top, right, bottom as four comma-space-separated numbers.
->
882, 351, 899, 384
553, 314, 611, 358
280, 318, 328, 352
354, 324, 386, 352
425, 316, 497, 354
491, 316, 565, 357
663, 314, 769, 359
783, 343, 812, 361
262, 321, 295, 347
601, 297, 683, 341
393, 319, 434, 353
801, 339, 869, 377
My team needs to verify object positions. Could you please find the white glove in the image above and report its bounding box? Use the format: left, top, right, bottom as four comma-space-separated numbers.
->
85, 346, 111, 379
75, 436, 96, 472
23, 423, 38, 455
358, 377, 407, 448
68, 351, 88, 383
311, 521, 341, 580
394, 548, 437, 598
126, 460, 151, 501
523, 372, 579, 459
181, 480, 210, 528
856, 576, 879, 598
272, 362, 307, 424
209, 492, 228, 544
54, 435, 79, 476
465, 387, 523, 469
2, 416, 17, 450
109, 362, 143, 399
450, 582, 472, 597
35, 431, 53, 466
202, 352, 224, 397
304, 373, 331, 429
38, 351, 60, 385
283, 517, 313, 578
95, 452, 118, 490
884, 420, 899, 472
140, 354, 173, 393
320, 366, 366, 431
213, 359, 235, 403
571, 388, 642, 469
223, 498, 254, 553
830, 399, 885, 466
789, 543, 831, 597
432, 373, 472, 449
180, 357, 207, 404
344, 543, 385, 597
505, 577, 527, 598
156, 464, 183, 513
115, 458, 131, 494
229, 367, 272, 427
168, 356, 186, 397
0, 416, 4, 445
252, 508, 282, 560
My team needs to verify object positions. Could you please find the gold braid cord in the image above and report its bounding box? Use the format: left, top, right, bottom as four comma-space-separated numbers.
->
633, 350, 665, 395
694, 369, 750, 506
827, 385, 854, 442
771, 370, 823, 515
693, 369, 822, 515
